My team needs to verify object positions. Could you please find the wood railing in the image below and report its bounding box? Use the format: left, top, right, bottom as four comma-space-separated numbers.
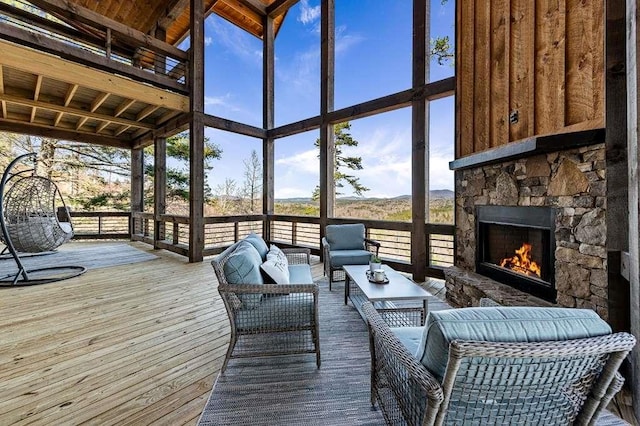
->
127, 212, 455, 278
69, 211, 131, 239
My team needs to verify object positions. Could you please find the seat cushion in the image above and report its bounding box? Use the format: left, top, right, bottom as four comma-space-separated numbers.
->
244, 233, 269, 259
326, 224, 365, 250
329, 249, 372, 267
288, 264, 313, 284
418, 306, 612, 383
391, 327, 424, 357
223, 241, 264, 309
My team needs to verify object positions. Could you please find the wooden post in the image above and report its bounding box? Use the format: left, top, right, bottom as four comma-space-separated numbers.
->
154, 136, 167, 247
188, 0, 205, 262
319, 0, 335, 254
130, 147, 144, 239
626, 0, 640, 421
411, 0, 429, 281
263, 15, 275, 243
153, 26, 167, 248
105, 28, 111, 59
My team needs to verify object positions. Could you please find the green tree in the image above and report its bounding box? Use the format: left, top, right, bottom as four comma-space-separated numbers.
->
144, 131, 222, 205
313, 121, 368, 200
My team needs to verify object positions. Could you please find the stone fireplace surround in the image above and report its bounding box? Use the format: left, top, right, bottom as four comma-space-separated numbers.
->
446, 132, 610, 320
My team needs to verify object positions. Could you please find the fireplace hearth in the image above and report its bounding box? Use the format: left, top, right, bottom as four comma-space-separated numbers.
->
476, 206, 556, 302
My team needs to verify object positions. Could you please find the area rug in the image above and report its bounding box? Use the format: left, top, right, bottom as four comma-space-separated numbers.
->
198, 278, 387, 425
0, 242, 158, 276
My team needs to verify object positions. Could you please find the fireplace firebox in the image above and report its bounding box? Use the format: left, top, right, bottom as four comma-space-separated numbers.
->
476, 206, 556, 302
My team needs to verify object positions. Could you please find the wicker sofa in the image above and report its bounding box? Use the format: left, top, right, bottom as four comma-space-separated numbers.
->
211, 234, 320, 372
363, 301, 636, 425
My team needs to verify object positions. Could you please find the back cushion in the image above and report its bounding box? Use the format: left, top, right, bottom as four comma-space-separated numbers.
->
244, 233, 269, 259
417, 306, 612, 383
223, 241, 264, 309
326, 224, 365, 251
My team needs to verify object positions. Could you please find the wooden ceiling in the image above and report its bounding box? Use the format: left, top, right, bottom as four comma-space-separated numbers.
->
65, 0, 288, 42
0, 0, 297, 149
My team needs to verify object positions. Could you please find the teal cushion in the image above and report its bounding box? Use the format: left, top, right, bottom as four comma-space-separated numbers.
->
418, 306, 612, 383
391, 327, 424, 357
244, 233, 269, 259
326, 224, 365, 250
223, 241, 264, 309
329, 249, 372, 267
288, 264, 313, 284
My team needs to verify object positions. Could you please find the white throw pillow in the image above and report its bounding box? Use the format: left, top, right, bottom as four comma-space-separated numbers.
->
261, 245, 290, 284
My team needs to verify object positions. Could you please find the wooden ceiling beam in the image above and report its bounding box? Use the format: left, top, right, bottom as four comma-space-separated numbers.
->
31, 75, 43, 123
75, 116, 89, 130
0, 65, 4, 94
27, 0, 187, 61
267, 0, 299, 17
96, 121, 111, 133
64, 83, 78, 106
114, 125, 131, 137
158, 0, 190, 30
114, 99, 136, 117
0, 118, 130, 149
90, 92, 111, 112
0, 40, 189, 112
136, 105, 160, 122
0, 93, 155, 130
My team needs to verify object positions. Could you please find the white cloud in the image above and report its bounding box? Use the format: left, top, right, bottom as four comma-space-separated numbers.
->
208, 19, 262, 65
335, 25, 365, 55
204, 36, 213, 46
298, 0, 320, 25
276, 149, 318, 173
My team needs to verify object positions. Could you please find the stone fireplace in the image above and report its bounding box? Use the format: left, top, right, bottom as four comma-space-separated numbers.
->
446, 132, 612, 320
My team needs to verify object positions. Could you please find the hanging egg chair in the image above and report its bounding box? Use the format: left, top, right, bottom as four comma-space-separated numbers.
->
0, 153, 85, 285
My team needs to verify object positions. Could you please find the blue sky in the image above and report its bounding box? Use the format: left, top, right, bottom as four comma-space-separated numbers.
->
202, 0, 455, 199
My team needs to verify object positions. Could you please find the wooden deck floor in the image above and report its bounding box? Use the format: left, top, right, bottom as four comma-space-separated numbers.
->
0, 241, 634, 425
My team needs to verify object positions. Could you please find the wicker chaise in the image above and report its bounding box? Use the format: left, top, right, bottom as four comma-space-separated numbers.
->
212, 238, 320, 372
363, 302, 636, 425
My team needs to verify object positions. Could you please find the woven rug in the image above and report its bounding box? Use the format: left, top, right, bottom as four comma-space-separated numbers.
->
0, 241, 158, 276
198, 278, 386, 425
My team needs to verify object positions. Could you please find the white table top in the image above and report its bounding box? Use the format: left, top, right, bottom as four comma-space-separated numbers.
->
342, 264, 432, 302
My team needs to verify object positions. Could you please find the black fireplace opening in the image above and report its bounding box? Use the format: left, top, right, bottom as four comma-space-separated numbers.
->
476, 206, 556, 303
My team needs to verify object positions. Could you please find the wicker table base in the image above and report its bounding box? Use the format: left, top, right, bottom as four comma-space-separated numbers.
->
343, 264, 431, 326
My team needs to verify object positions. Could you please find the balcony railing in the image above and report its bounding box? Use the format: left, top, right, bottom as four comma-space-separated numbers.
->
128, 212, 454, 278
69, 211, 131, 239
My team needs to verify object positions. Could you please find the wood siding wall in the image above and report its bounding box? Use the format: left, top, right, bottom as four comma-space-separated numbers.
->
456, 0, 605, 158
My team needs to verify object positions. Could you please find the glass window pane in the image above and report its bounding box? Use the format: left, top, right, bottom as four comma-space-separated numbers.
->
204, 15, 263, 127
428, 96, 454, 224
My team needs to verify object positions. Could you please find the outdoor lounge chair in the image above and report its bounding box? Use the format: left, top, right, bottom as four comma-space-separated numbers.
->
322, 223, 380, 290
363, 302, 636, 425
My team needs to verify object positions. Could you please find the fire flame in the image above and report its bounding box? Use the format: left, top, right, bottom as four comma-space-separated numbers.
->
499, 243, 542, 278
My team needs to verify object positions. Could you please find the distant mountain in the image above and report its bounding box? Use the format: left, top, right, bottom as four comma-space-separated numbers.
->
275, 189, 454, 203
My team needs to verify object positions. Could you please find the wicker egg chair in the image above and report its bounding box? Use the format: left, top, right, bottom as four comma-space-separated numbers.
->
0, 153, 85, 285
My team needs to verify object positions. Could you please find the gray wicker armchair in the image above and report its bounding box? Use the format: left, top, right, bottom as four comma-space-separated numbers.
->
322, 223, 380, 290
212, 241, 320, 372
363, 302, 636, 425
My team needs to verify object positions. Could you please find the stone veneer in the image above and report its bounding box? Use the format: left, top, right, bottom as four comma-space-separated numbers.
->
449, 143, 609, 320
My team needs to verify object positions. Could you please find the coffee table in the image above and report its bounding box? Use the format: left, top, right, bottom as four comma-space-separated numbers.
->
343, 264, 431, 326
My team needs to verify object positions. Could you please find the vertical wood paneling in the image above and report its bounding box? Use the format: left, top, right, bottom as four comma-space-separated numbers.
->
592, 0, 605, 127
509, 0, 535, 141
535, 0, 566, 134
490, 0, 510, 148
474, 0, 491, 152
459, 0, 475, 157
456, 0, 605, 157
566, 0, 595, 125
